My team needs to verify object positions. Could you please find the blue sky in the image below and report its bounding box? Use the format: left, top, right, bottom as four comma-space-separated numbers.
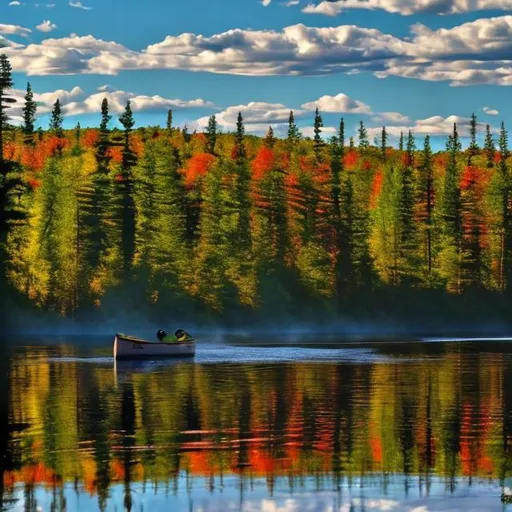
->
1, 0, 512, 149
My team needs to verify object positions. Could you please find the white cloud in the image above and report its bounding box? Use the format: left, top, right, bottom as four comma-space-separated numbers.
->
301, 125, 337, 138
367, 114, 482, 139
483, 106, 499, 115
302, 0, 512, 16
194, 101, 301, 134
3, 16, 512, 86
262, 0, 272, 5
8, 1, 22, 5
36, 20, 57, 33
285, 0, 300, 4
0, 24, 31, 37
69, 0, 92, 9
302, 93, 371, 113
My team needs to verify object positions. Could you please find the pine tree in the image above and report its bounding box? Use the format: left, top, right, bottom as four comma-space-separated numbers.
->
406, 130, 416, 168
206, 115, 217, 155
166, 109, 173, 134
96, 98, 111, 172
349, 136, 355, 150
468, 112, 479, 164
419, 136, 434, 278
399, 132, 404, 152
339, 117, 345, 153
484, 124, 495, 168
440, 123, 463, 293
264, 126, 276, 149
22, 83, 37, 146
358, 121, 369, 151
233, 111, 246, 162
49, 99, 64, 138
313, 108, 323, 161
287, 110, 300, 152
117, 101, 137, 277
0, 54, 15, 166
380, 126, 387, 162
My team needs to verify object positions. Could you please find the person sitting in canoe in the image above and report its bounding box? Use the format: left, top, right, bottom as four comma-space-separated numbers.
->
157, 329, 190, 343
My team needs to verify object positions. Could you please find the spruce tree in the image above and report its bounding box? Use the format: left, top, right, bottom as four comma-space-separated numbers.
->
468, 112, 479, 164
358, 121, 369, 151
380, 126, 387, 162
339, 117, 345, 153
0, 54, 15, 166
287, 110, 300, 152
233, 111, 246, 162
206, 115, 217, 155
440, 123, 463, 293
117, 101, 137, 277
313, 108, 323, 161
96, 98, 111, 172
349, 136, 354, 149
264, 126, 276, 149
166, 109, 173, 134
420, 136, 434, 278
484, 124, 495, 168
399, 132, 404, 152
22, 82, 37, 146
406, 130, 416, 168
49, 99, 64, 138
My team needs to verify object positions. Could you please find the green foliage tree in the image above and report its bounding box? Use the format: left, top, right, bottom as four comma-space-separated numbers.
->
484, 124, 495, 168
22, 83, 37, 146
313, 108, 323, 161
358, 121, 369, 151
287, 110, 300, 152
380, 127, 387, 162
166, 109, 173, 134
206, 115, 217, 155
468, 113, 479, 164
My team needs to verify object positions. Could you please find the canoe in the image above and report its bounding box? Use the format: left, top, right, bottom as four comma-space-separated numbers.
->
113, 333, 196, 359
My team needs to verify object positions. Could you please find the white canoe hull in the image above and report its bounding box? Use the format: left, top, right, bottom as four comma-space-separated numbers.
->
114, 334, 196, 359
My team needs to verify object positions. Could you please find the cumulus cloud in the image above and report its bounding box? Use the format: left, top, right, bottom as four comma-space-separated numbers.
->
302, 93, 371, 113
0, 24, 31, 37
2, 16, 512, 85
194, 101, 302, 135
483, 106, 499, 115
36, 20, 57, 33
302, 0, 512, 16
6, 86, 212, 123
9, 1, 22, 5
367, 114, 483, 139
262, 0, 272, 5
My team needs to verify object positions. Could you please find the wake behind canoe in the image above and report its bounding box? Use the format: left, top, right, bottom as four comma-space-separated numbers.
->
114, 333, 196, 359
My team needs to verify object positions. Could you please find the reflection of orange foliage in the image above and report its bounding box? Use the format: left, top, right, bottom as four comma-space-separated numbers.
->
183, 153, 216, 187
4, 463, 60, 489
111, 459, 125, 481
371, 436, 383, 463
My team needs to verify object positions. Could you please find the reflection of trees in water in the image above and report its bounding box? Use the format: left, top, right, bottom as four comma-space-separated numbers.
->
2, 349, 512, 509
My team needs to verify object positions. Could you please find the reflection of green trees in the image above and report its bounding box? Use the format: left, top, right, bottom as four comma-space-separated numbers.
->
5, 349, 512, 508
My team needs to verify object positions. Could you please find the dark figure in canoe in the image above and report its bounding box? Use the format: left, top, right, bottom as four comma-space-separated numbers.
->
157, 329, 191, 343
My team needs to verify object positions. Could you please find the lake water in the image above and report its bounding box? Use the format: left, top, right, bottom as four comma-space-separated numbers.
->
1, 337, 512, 511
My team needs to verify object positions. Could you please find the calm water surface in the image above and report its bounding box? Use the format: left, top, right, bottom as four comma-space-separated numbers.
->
1, 337, 512, 511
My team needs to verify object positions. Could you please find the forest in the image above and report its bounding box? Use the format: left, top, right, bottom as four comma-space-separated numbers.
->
0, 53, 511, 329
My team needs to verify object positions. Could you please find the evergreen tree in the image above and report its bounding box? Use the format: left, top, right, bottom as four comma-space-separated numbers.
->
399, 132, 404, 152
166, 109, 173, 134
440, 123, 463, 293
206, 115, 217, 155
313, 108, 323, 161
0, 54, 15, 166
468, 113, 479, 164
233, 111, 246, 162
349, 136, 355, 150
22, 82, 37, 146
380, 126, 387, 162
406, 131, 416, 168
419, 136, 434, 279
339, 117, 345, 152
264, 126, 276, 149
117, 101, 137, 277
358, 121, 369, 151
484, 124, 495, 168
287, 110, 300, 152
96, 98, 111, 172
49, 99, 64, 139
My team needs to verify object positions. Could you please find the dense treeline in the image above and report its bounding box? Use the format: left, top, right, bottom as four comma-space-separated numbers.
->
1, 55, 512, 325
